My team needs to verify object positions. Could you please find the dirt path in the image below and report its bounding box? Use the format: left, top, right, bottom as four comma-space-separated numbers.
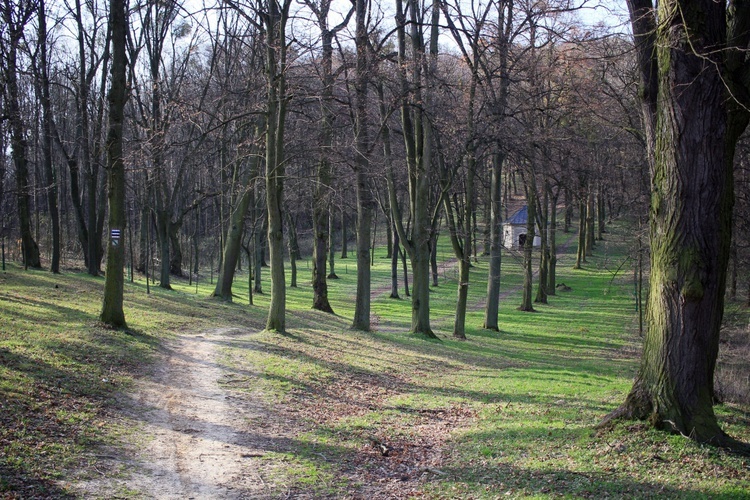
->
73, 328, 285, 499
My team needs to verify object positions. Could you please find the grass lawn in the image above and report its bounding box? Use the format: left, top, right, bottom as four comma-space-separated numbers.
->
1, 221, 749, 498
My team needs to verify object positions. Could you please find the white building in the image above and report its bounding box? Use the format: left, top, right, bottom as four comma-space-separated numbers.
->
502, 206, 541, 249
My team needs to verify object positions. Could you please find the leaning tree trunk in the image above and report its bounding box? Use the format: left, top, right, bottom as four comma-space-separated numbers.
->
213, 187, 253, 301
100, 0, 128, 328
604, 0, 750, 449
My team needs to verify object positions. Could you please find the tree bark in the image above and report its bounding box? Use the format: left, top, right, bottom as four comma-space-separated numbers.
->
574, 198, 586, 269
327, 208, 338, 279
390, 223, 400, 299
519, 185, 536, 312
3, 1, 41, 269
37, 0, 60, 273
547, 184, 559, 296
311, 88, 335, 311
286, 211, 297, 288
535, 177, 548, 304
100, 0, 128, 328
263, 0, 291, 333
484, 148, 504, 330
604, 0, 750, 449
351, 0, 372, 331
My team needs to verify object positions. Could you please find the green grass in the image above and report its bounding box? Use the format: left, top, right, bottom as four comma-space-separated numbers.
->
2, 221, 750, 498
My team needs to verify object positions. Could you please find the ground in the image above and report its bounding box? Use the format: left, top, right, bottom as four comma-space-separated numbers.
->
68, 328, 292, 498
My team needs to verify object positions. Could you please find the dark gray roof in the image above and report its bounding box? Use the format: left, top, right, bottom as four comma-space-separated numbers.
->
505, 206, 528, 225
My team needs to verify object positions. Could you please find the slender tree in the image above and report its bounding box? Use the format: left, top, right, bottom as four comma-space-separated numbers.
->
262, 0, 292, 333
350, 0, 373, 331
305, 0, 352, 314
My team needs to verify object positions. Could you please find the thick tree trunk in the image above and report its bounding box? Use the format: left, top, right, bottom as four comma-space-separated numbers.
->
605, 0, 750, 449
169, 222, 183, 276
100, 0, 128, 328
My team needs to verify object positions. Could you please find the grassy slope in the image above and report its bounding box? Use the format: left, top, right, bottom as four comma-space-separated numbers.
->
1, 222, 750, 498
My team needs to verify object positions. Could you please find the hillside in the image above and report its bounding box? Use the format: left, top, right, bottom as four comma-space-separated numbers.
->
1, 222, 749, 498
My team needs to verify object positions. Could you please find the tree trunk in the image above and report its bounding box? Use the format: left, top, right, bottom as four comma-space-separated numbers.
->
483, 148, 503, 331
4, 3, 41, 269
574, 198, 586, 269
311, 22, 335, 311
263, 0, 291, 333
86, 160, 100, 276
390, 224, 400, 299
401, 245, 410, 297
37, 0, 60, 273
597, 188, 606, 239
729, 240, 737, 300
327, 208, 338, 279
564, 186, 572, 233
535, 178, 548, 304
430, 232, 439, 287
286, 211, 297, 288
604, 0, 750, 449
213, 187, 252, 301
137, 174, 149, 273
519, 188, 536, 312
351, 0, 372, 331
585, 191, 595, 256
547, 185, 558, 296
169, 222, 183, 277
100, 0, 128, 328
156, 213, 171, 289
340, 208, 348, 259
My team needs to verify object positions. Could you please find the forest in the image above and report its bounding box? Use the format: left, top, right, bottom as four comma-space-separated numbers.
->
2, 0, 750, 496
